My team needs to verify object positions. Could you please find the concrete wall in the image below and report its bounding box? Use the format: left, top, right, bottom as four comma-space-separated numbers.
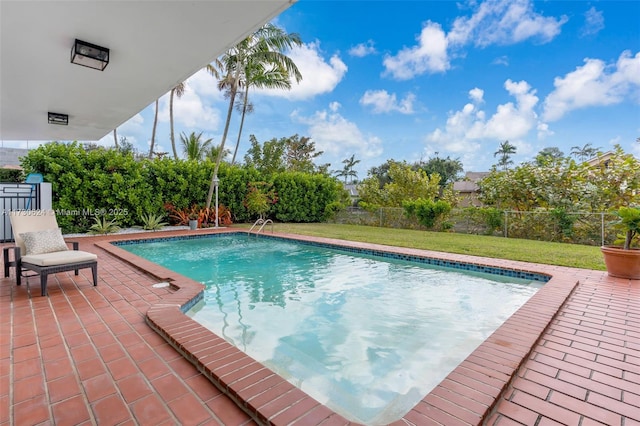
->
0, 147, 29, 168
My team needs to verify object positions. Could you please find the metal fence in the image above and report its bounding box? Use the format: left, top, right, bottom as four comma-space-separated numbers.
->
331, 207, 620, 247
0, 182, 42, 242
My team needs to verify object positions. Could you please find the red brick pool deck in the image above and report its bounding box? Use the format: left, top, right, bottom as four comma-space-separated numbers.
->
1, 228, 638, 425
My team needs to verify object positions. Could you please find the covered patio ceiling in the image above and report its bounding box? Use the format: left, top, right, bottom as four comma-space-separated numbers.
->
0, 0, 294, 141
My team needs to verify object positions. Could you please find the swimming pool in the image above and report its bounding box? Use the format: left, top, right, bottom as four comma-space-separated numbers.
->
121, 233, 545, 424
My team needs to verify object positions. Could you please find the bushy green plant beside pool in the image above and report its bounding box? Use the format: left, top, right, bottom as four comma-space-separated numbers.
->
20, 142, 345, 232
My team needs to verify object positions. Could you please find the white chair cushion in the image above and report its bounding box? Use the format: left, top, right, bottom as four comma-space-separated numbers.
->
19, 228, 68, 255
22, 250, 97, 267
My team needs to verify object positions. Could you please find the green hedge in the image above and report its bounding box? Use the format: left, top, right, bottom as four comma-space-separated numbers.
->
21, 142, 343, 232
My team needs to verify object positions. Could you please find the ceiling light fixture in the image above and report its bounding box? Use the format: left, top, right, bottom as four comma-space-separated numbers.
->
48, 112, 68, 125
70, 39, 109, 71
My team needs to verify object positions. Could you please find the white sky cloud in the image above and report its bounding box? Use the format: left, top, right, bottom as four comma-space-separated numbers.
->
469, 88, 484, 103
383, 0, 566, 80
426, 81, 544, 167
543, 50, 640, 121
383, 21, 450, 79
359, 90, 416, 114
349, 40, 377, 57
484, 79, 539, 140
260, 41, 347, 100
158, 85, 221, 131
492, 56, 509, 66
291, 105, 383, 164
448, 0, 568, 47
186, 68, 225, 100
581, 6, 605, 38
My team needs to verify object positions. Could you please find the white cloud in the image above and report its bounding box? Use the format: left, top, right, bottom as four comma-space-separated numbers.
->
426, 79, 546, 167
383, 21, 450, 79
383, 0, 566, 80
329, 101, 341, 113
448, 0, 568, 47
543, 50, 640, 121
291, 105, 383, 162
259, 41, 347, 100
349, 40, 377, 57
484, 80, 539, 140
536, 122, 553, 139
581, 6, 605, 37
492, 56, 509, 66
186, 68, 225, 100
469, 88, 484, 104
158, 84, 221, 131
359, 90, 416, 114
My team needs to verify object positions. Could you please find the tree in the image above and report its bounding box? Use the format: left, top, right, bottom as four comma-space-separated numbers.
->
113, 129, 118, 149
494, 140, 517, 170
231, 43, 301, 164
418, 154, 463, 188
243, 134, 323, 175
334, 154, 360, 184
206, 24, 303, 209
570, 143, 600, 162
285, 134, 323, 173
367, 159, 395, 189
117, 137, 142, 159
479, 145, 640, 212
206, 144, 230, 163
180, 131, 212, 161
149, 99, 159, 159
244, 134, 287, 174
168, 82, 186, 160
358, 161, 441, 209
535, 147, 564, 166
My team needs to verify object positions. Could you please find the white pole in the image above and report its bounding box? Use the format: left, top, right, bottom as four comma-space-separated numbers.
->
214, 176, 220, 228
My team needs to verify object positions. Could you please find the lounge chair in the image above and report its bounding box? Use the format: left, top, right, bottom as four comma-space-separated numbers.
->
3, 210, 98, 296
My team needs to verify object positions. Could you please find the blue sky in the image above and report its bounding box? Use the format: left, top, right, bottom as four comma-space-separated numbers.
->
7, 0, 640, 179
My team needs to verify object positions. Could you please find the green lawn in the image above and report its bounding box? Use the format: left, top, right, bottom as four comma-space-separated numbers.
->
232, 222, 606, 270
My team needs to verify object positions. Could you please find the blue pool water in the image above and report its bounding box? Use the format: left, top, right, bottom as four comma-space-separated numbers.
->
121, 234, 544, 424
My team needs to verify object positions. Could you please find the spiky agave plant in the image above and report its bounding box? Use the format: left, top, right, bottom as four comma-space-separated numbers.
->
87, 216, 121, 235
139, 213, 168, 231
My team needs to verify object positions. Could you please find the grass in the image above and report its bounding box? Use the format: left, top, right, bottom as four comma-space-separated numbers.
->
232, 222, 606, 270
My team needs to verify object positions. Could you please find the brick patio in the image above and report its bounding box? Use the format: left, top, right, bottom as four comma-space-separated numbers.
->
1, 228, 638, 425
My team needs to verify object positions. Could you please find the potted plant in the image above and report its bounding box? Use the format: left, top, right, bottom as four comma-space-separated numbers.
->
601, 206, 640, 279
188, 212, 199, 231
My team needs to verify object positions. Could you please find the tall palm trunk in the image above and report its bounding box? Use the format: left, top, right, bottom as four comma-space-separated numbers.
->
206, 73, 239, 209
149, 99, 159, 159
113, 129, 118, 148
231, 84, 250, 165
169, 89, 178, 159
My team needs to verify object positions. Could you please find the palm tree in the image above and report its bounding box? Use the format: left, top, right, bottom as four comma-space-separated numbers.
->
169, 82, 186, 159
231, 57, 300, 165
113, 129, 118, 149
570, 143, 600, 162
205, 23, 303, 209
494, 140, 517, 170
334, 154, 360, 184
180, 131, 212, 161
148, 99, 159, 159
206, 144, 230, 163
167, 64, 219, 160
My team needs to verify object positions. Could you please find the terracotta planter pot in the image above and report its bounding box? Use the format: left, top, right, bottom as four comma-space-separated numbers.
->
601, 246, 640, 280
